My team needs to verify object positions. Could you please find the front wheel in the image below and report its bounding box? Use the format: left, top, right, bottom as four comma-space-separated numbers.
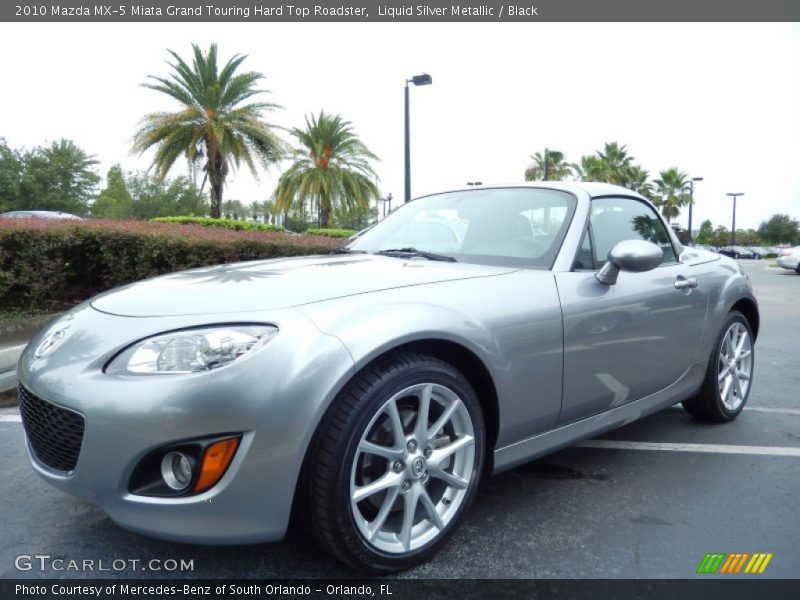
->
683, 311, 754, 422
299, 352, 485, 572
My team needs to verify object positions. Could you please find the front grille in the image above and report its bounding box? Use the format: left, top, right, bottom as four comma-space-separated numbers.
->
18, 386, 85, 472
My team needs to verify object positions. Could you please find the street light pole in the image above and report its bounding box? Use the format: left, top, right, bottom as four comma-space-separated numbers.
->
687, 176, 703, 245
382, 193, 393, 218
726, 192, 744, 245
404, 73, 432, 204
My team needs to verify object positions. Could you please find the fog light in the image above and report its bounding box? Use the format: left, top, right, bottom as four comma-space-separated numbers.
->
161, 451, 193, 491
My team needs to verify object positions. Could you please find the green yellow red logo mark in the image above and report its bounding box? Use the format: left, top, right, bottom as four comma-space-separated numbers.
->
696, 553, 773, 574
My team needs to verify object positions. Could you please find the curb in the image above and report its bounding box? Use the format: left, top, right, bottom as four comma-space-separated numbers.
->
0, 385, 17, 407
0, 312, 62, 408
0, 312, 63, 347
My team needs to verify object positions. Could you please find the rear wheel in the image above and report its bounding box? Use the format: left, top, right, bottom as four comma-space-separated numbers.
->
300, 352, 485, 572
683, 311, 754, 422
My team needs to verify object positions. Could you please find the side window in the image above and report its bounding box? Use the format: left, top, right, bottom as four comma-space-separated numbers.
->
590, 197, 677, 266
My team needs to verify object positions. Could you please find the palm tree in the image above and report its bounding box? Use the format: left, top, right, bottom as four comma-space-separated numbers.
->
625, 165, 653, 199
273, 111, 379, 229
652, 168, 690, 223
524, 148, 573, 181
133, 43, 284, 218
595, 141, 634, 185
572, 155, 605, 181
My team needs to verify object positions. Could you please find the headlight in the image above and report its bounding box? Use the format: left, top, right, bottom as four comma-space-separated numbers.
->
106, 325, 278, 375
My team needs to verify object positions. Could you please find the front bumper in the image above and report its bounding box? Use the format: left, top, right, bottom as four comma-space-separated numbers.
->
17, 304, 354, 544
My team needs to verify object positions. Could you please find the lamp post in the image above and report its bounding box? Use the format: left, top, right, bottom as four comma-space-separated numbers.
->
726, 192, 744, 245
687, 176, 703, 245
404, 73, 432, 204
382, 193, 393, 219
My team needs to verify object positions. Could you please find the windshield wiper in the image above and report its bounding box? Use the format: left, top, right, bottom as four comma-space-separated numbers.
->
330, 248, 367, 254
374, 247, 457, 262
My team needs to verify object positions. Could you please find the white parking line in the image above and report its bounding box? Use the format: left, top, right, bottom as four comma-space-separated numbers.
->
0, 415, 21, 422
577, 439, 800, 457
744, 406, 800, 416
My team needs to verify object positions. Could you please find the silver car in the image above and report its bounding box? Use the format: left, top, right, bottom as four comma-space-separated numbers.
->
777, 246, 800, 272
17, 183, 758, 572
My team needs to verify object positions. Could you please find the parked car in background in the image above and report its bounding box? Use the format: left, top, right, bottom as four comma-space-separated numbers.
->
718, 246, 756, 259
748, 247, 768, 260
0, 210, 82, 220
777, 246, 800, 273
694, 244, 718, 253
17, 182, 759, 572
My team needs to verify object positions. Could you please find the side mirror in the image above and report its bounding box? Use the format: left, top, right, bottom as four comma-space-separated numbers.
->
595, 240, 663, 285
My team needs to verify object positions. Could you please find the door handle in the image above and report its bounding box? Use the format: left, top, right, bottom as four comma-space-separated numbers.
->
674, 276, 699, 290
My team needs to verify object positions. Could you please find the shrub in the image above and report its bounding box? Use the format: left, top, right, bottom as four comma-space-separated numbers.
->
152, 216, 285, 232
0, 218, 342, 313
305, 228, 357, 238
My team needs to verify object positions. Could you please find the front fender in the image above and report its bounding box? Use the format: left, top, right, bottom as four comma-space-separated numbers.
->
299, 271, 565, 447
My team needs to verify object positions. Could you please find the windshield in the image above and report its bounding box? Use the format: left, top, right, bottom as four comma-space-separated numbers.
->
348, 187, 577, 268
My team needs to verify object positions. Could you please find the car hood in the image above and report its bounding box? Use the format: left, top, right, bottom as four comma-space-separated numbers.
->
90, 254, 518, 317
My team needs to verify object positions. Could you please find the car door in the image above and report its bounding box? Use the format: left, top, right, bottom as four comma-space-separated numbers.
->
554, 196, 709, 424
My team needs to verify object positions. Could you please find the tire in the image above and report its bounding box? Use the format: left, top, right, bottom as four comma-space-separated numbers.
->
795, 263, 800, 274
683, 311, 754, 422
299, 352, 485, 572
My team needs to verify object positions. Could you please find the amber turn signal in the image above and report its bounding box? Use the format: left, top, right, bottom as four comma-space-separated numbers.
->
193, 437, 240, 493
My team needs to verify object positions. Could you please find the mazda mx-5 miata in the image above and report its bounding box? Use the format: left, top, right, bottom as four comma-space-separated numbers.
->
18, 183, 758, 571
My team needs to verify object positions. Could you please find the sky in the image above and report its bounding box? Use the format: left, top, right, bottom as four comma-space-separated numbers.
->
1, 22, 798, 230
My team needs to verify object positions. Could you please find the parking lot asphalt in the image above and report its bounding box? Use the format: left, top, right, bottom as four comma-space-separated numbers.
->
0, 261, 797, 579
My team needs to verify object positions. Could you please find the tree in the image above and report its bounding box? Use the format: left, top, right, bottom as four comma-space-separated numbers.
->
652, 168, 690, 223
274, 111, 379, 229
757, 214, 799, 245
625, 165, 653, 199
524, 148, 573, 181
711, 225, 731, 247
0, 139, 22, 211
92, 165, 134, 218
572, 155, 605, 181
92, 166, 208, 219
133, 43, 285, 218
222, 199, 249, 219
595, 141, 634, 185
696, 219, 714, 244
16, 139, 100, 215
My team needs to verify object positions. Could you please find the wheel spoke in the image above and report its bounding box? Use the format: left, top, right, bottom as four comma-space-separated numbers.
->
414, 384, 433, 441
737, 350, 752, 362
734, 330, 749, 357
738, 371, 751, 381
718, 366, 730, 382
720, 377, 732, 407
353, 472, 401, 503
359, 440, 403, 461
386, 399, 406, 448
733, 371, 744, 400
431, 434, 475, 464
723, 332, 735, 360
419, 487, 445, 530
368, 486, 400, 541
429, 465, 469, 489
399, 486, 420, 551
427, 398, 461, 441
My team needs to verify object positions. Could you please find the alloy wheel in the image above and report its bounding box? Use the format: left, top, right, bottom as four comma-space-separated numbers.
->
717, 321, 753, 411
349, 383, 476, 554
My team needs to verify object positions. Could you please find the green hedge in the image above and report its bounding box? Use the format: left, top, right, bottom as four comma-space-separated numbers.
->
152, 216, 284, 232
305, 228, 357, 238
0, 218, 342, 313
